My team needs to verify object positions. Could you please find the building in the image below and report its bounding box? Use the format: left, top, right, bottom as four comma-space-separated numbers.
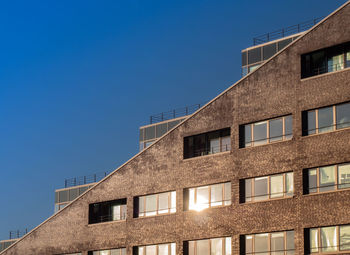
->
0, 230, 27, 252
2, 1, 350, 254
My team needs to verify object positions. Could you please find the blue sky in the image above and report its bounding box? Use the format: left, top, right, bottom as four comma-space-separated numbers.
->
0, 0, 346, 240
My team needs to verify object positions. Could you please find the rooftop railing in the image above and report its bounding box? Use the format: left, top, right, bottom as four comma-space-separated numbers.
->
64, 172, 109, 188
9, 229, 27, 239
253, 17, 324, 45
149, 104, 202, 124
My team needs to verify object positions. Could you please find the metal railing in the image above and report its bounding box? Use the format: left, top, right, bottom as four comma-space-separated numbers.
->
149, 104, 202, 124
64, 172, 109, 188
90, 212, 127, 224
303, 120, 350, 134
311, 61, 350, 77
253, 17, 323, 45
192, 144, 231, 158
9, 229, 27, 239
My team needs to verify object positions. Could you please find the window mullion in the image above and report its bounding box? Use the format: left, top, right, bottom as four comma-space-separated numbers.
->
209, 186, 212, 208
251, 124, 254, 147
268, 176, 271, 199
252, 178, 255, 202
335, 165, 338, 191
282, 116, 286, 140
333, 106, 337, 131
267, 120, 270, 143
315, 109, 319, 134
317, 168, 320, 193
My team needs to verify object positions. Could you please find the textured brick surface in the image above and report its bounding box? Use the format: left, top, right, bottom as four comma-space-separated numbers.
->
2, 2, 350, 255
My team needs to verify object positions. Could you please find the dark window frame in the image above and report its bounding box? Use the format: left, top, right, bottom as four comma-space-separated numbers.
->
88, 198, 127, 224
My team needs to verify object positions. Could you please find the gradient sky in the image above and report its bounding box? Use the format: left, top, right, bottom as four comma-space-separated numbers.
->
0, 0, 346, 240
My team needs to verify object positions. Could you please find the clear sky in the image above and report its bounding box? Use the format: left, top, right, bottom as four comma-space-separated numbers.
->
0, 0, 346, 240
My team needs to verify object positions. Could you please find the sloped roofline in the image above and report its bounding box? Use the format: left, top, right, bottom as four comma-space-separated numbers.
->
2, 0, 349, 253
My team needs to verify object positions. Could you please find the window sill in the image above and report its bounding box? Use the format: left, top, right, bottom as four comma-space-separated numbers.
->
134, 212, 176, 220
240, 138, 293, 150
183, 150, 231, 161
87, 219, 126, 227
301, 66, 350, 81
240, 195, 294, 205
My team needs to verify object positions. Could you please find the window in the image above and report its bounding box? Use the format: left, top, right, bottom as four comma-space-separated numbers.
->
240, 115, 292, 148
308, 225, 350, 253
184, 128, 231, 159
304, 163, 350, 194
243, 231, 294, 255
136, 191, 176, 218
89, 199, 127, 224
241, 172, 293, 203
302, 102, 350, 136
88, 248, 126, 255
186, 237, 231, 255
185, 182, 231, 212
135, 243, 176, 255
62, 253, 82, 255
301, 41, 350, 78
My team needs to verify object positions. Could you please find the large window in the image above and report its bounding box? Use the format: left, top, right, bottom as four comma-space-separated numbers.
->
241, 172, 293, 203
302, 102, 350, 136
185, 237, 231, 255
89, 199, 127, 224
308, 225, 350, 253
135, 191, 176, 218
304, 163, 350, 194
135, 243, 176, 255
184, 128, 231, 159
184, 182, 231, 212
239, 115, 292, 148
301, 41, 350, 78
243, 231, 295, 255
88, 248, 126, 255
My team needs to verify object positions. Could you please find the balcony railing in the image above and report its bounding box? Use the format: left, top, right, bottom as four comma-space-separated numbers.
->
149, 104, 202, 124
64, 172, 109, 188
192, 144, 231, 157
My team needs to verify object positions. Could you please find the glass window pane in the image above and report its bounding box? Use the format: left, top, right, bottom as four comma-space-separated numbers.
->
307, 111, 316, 135
286, 172, 294, 197
245, 236, 253, 254
328, 53, 344, 72
340, 225, 350, 251
189, 188, 196, 210
139, 196, 145, 217
197, 240, 210, 255
146, 245, 157, 255
254, 233, 269, 255
158, 244, 169, 255
189, 241, 195, 255
336, 102, 350, 129
318, 107, 334, 133
139, 247, 145, 255
254, 177, 268, 201
271, 232, 285, 255
211, 184, 223, 207
245, 179, 252, 202
338, 164, 350, 189
225, 237, 231, 255
121, 248, 126, 255
284, 115, 293, 140
196, 186, 210, 210
221, 136, 231, 152
171, 243, 176, 255
170, 191, 176, 213
270, 175, 284, 198
310, 228, 319, 253
145, 195, 157, 216
286, 231, 295, 255
158, 193, 169, 214
245, 125, 252, 147
253, 121, 267, 145
100, 251, 109, 255
210, 138, 220, 154
211, 238, 222, 255
308, 169, 317, 193
321, 226, 337, 252
224, 182, 231, 205
319, 166, 336, 192
112, 205, 121, 221
269, 118, 283, 142
111, 250, 120, 255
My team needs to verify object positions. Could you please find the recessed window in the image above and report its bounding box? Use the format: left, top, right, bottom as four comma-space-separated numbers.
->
239, 115, 292, 148
88, 199, 127, 224
307, 225, 350, 253
135, 191, 176, 218
304, 163, 350, 194
135, 243, 176, 255
240, 172, 293, 203
185, 237, 231, 255
88, 248, 126, 255
184, 128, 231, 159
301, 41, 350, 78
184, 182, 231, 212
302, 102, 350, 136
243, 231, 294, 255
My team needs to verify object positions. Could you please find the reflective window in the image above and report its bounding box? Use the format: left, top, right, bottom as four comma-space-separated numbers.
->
244, 231, 294, 255
188, 237, 231, 255
187, 182, 231, 212
138, 191, 176, 217
90, 248, 125, 255
303, 102, 350, 135
241, 115, 292, 148
138, 243, 175, 255
244, 172, 293, 203
305, 163, 350, 194
309, 225, 350, 253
